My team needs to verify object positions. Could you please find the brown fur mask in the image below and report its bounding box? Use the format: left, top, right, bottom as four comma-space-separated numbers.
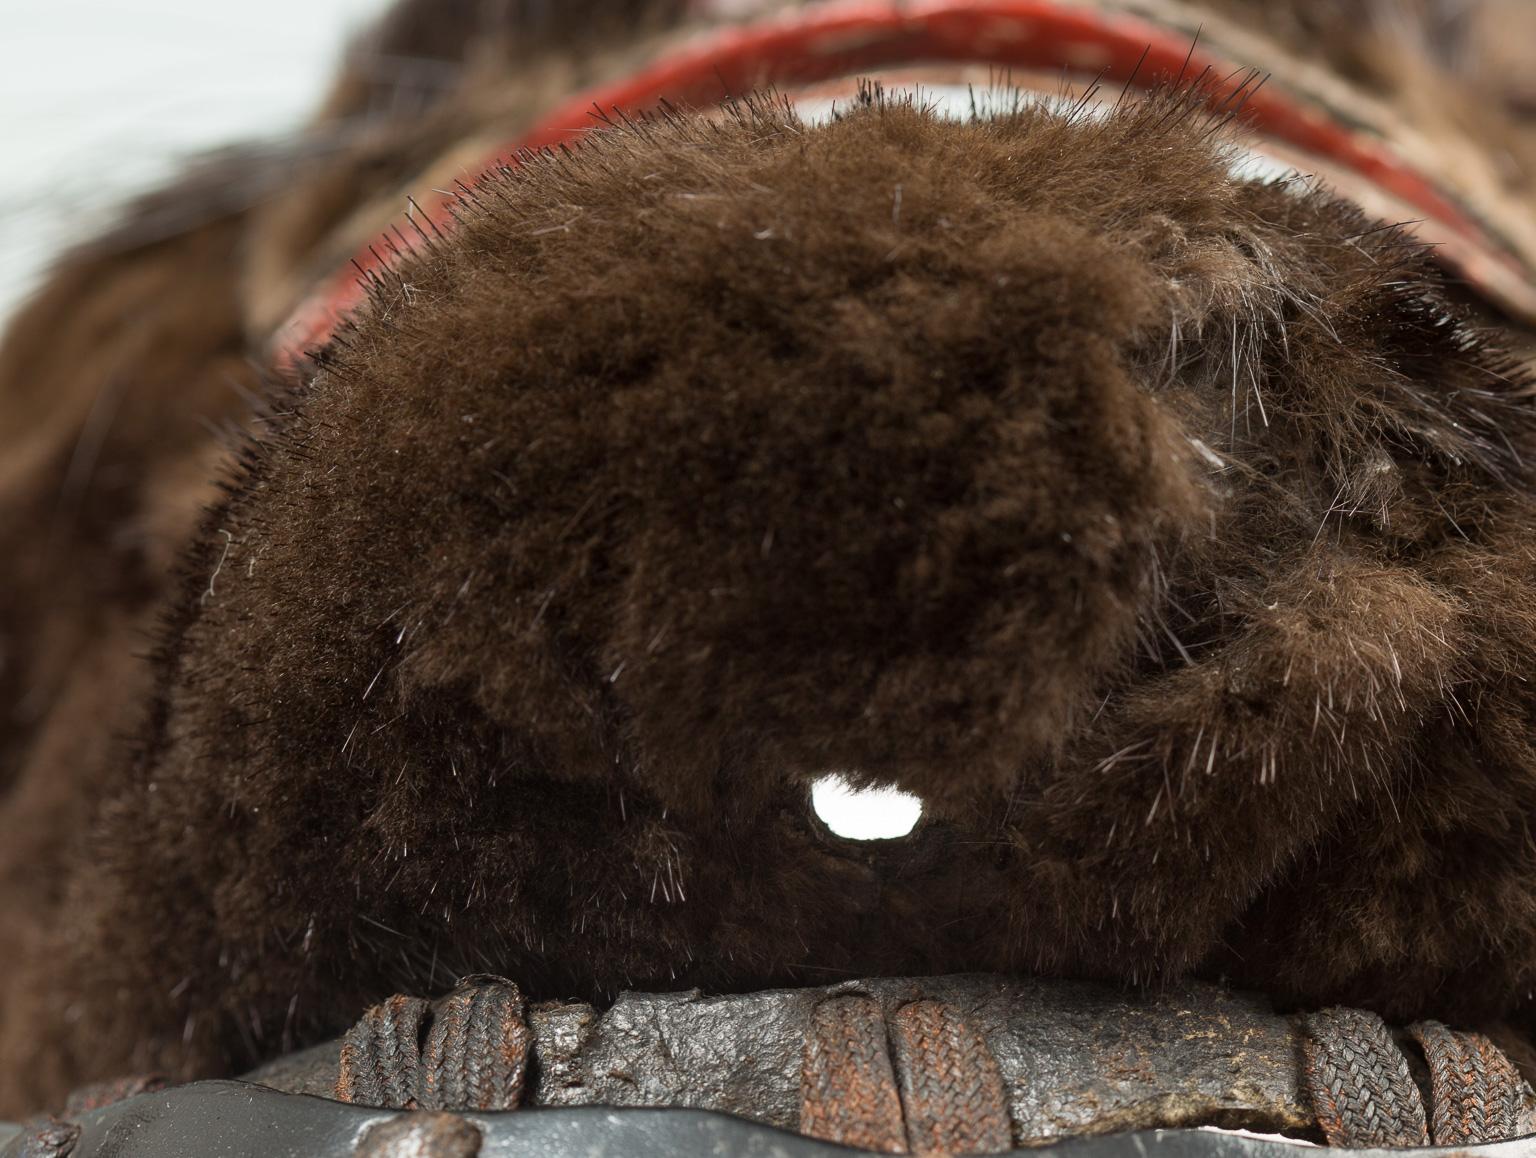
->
3, 0, 1536, 1116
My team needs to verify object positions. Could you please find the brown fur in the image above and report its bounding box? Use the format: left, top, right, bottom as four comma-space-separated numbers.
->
4, 0, 1536, 1117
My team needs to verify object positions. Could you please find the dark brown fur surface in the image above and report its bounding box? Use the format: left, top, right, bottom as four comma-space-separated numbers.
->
4, 0, 1536, 1117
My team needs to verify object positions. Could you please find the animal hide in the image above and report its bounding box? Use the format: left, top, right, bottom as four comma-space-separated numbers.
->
3, 0, 1536, 1117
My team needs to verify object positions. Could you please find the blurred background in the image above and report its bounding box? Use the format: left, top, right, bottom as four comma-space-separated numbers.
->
0, 0, 390, 324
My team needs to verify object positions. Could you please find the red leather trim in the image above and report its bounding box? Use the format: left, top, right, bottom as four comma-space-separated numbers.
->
273, 0, 1534, 366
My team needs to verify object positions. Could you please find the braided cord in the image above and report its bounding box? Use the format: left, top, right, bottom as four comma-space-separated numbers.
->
336, 992, 429, 1109
418, 975, 531, 1111
889, 999, 1012, 1155
799, 995, 910, 1153
1411, 1020, 1536, 1144
1303, 1007, 1430, 1148
336, 976, 530, 1112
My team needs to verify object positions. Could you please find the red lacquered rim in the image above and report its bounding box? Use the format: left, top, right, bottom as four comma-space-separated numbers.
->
273, 0, 1536, 366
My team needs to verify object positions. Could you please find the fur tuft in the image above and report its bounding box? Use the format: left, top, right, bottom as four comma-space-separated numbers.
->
5, 0, 1536, 1117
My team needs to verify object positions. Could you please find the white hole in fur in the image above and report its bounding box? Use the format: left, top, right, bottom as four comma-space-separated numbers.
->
811, 774, 923, 840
